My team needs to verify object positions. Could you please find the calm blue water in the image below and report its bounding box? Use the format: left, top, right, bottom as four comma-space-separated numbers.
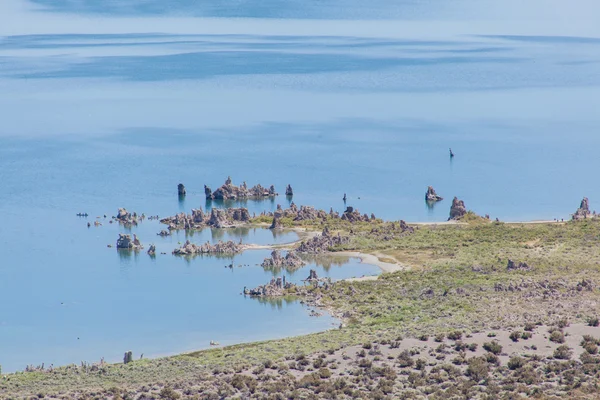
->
0, 0, 599, 372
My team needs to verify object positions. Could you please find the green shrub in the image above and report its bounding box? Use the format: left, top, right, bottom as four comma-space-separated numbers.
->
588, 317, 600, 327
509, 331, 521, 342
521, 332, 533, 340
483, 341, 502, 355
553, 345, 572, 360
397, 350, 414, 368
584, 343, 598, 355
507, 356, 525, 370
466, 357, 489, 382
549, 330, 565, 344
524, 323, 536, 332
468, 343, 478, 352
159, 386, 181, 400
419, 334, 429, 341
447, 331, 463, 341
319, 368, 332, 379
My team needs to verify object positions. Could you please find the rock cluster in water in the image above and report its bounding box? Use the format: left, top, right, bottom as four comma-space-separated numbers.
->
573, 197, 593, 220
297, 228, 350, 254
161, 207, 250, 230
172, 240, 242, 255
205, 177, 277, 200
448, 197, 467, 220
425, 186, 443, 202
261, 250, 305, 270
244, 276, 295, 297
115, 208, 143, 226
116, 234, 143, 250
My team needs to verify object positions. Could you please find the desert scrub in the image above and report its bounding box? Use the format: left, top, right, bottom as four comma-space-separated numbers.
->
553, 345, 572, 360
483, 341, 502, 355
549, 330, 565, 344
509, 331, 522, 342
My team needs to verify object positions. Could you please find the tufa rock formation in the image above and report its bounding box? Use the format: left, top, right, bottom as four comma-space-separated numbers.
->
160, 207, 250, 230
147, 244, 156, 256
178, 183, 186, 196
244, 276, 294, 297
261, 250, 305, 270
115, 208, 141, 226
425, 186, 443, 202
116, 234, 143, 250
573, 197, 592, 220
448, 197, 467, 220
341, 206, 372, 223
172, 240, 242, 255
285, 184, 293, 196
205, 177, 278, 200
297, 228, 350, 254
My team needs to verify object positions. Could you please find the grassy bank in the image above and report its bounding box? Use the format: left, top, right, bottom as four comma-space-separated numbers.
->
3, 219, 600, 399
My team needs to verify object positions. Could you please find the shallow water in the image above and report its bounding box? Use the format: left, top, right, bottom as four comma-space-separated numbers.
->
0, 0, 599, 372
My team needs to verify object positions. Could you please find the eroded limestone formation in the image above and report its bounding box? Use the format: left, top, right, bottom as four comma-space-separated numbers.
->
297, 228, 350, 254
115, 208, 141, 226
116, 234, 143, 250
172, 240, 242, 255
244, 276, 295, 297
425, 186, 443, 202
341, 206, 372, 223
205, 177, 278, 200
160, 207, 250, 230
261, 250, 305, 270
448, 197, 467, 220
573, 197, 592, 220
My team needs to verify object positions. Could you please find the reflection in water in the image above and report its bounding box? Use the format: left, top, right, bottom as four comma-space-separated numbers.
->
426, 200, 437, 214
253, 295, 296, 310
178, 194, 186, 211
206, 197, 277, 214
301, 254, 351, 271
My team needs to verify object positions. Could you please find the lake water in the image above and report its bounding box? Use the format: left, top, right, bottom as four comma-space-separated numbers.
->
1, 0, 599, 372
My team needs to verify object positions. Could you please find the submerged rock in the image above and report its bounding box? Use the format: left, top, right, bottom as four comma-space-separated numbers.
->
573, 197, 592, 220
425, 186, 443, 202
448, 197, 467, 220
261, 250, 305, 270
